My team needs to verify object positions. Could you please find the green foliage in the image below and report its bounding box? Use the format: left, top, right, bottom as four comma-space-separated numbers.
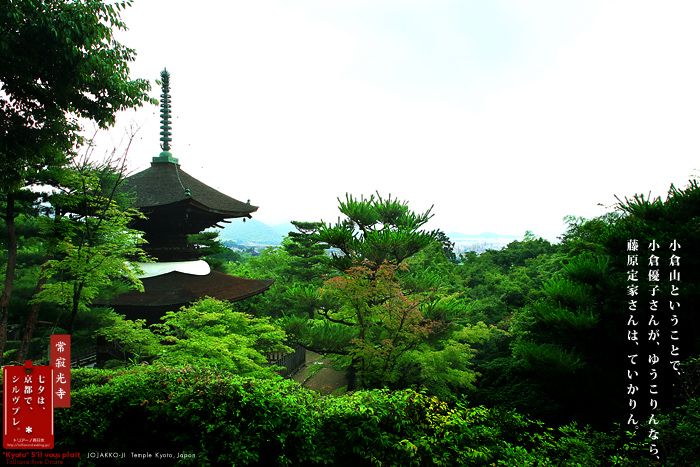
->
98, 298, 291, 378
222, 221, 336, 319
558, 213, 621, 257
54, 364, 319, 466
0, 0, 153, 190
402, 241, 467, 295
515, 341, 585, 374
0, 212, 47, 303
306, 319, 357, 353
433, 229, 459, 264
454, 236, 561, 326
188, 231, 229, 272
153, 298, 291, 377
1, 0, 152, 363
277, 194, 461, 392
563, 252, 610, 287
31, 162, 147, 330
614, 192, 665, 221
46, 364, 652, 466
282, 221, 333, 285
323, 262, 453, 387
468, 357, 561, 421
395, 323, 493, 402
500, 179, 700, 431
489, 234, 559, 271
95, 309, 160, 364
282, 259, 493, 396
541, 276, 596, 311
506, 254, 612, 425
530, 301, 598, 331
223, 245, 304, 319
284, 283, 324, 318
315, 192, 440, 271
226, 246, 290, 280
654, 397, 700, 464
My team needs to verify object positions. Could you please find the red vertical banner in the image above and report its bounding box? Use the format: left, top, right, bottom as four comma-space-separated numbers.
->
3, 361, 54, 449
50, 334, 71, 407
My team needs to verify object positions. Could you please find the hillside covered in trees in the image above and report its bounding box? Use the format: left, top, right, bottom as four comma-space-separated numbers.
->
3, 180, 700, 465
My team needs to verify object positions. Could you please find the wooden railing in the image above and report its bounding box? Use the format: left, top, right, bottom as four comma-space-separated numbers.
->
33, 348, 97, 368
264, 342, 306, 378
70, 349, 97, 368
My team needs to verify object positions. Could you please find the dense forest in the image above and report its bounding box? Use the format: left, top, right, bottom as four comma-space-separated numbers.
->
3, 177, 700, 465
2, 1, 699, 465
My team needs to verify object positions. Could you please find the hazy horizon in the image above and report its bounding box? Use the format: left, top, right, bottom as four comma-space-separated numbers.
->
88, 1, 700, 244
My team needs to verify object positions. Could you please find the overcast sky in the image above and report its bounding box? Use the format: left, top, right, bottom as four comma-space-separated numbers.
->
95, 0, 700, 242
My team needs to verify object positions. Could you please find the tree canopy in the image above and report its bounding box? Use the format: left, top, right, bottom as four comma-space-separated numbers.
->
0, 0, 153, 189
314, 192, 440, 272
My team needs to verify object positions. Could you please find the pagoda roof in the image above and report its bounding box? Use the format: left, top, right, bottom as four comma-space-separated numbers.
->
107, 270, 274, 308
123, 161, 258, 218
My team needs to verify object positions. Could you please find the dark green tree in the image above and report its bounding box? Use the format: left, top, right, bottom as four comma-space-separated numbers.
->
282, 221, 332, 284
0, 0, 153, 363
434, 229, 459, 264
272, 221, 334, 319
314, 192, 440, 272
188, 231, 230, 272
502, 181, 700, 430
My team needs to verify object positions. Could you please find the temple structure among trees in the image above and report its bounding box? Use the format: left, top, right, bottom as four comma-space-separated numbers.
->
108, 69, 273, 321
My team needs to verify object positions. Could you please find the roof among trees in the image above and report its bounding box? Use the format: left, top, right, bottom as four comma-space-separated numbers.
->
107, 271, 274, 308
123, 161, 258, 218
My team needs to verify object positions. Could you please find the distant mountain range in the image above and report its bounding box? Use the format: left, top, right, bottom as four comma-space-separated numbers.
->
446, 232, 521, 240
217, 220, 520, 246
218, 219, 295, 245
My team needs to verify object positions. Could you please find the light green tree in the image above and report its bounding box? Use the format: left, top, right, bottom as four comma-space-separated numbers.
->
30, 159, 148, 335
153, 298, 290, 377
98, 298, 291, 378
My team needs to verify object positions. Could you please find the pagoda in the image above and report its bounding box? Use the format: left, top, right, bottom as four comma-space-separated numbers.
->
107, 69, 274, 322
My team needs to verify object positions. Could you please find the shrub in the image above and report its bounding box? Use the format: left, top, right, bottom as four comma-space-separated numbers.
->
46, 364, 657, 466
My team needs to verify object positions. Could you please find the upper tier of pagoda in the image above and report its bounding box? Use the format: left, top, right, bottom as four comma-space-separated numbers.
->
122, 160, 258, 261
121, 68, 257, 261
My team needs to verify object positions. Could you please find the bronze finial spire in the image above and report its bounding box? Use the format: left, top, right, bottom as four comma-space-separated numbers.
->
153, 68, 178, 164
